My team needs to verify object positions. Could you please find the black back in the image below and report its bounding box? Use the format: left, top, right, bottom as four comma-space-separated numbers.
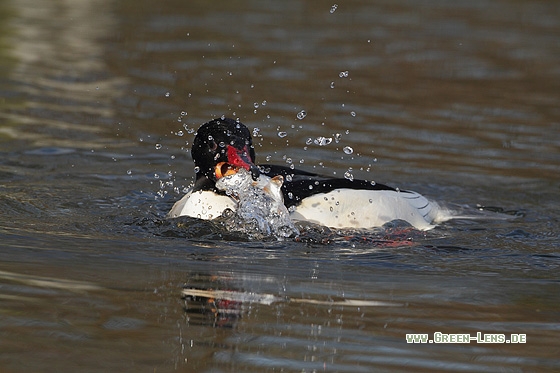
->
260, 164, 397, 208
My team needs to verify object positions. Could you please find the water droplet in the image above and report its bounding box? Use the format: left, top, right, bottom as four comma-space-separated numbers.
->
330, 4, 338, 13
165, 92, 170, 97
193, 166, 200, 173
261, 100, 267, 106
330, 81, 335, 88
370, 180, 376, 186
126, 169, 132, 175
344, 168, 354, 181
253, 102, 259, 108
350, 111, 356, 117
278, 131, 288, 138
266, 154, 272, 161
314, 136, 332, 146
154, 173, 160, 179
155, 143, 162, 150
343, 146, 353, 155
177, 130, 184, 136
252, 127, 260, 137
339, 70, 349, 78
334, 133, 342, 143
296, 110, 307, 120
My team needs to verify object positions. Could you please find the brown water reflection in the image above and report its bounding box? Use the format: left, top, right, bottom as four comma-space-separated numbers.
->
0, 0, 559, 372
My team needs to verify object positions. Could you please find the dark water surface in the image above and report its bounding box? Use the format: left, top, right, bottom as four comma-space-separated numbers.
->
1, 0, 559, 371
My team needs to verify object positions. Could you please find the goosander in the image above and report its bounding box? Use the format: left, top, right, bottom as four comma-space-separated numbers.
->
168, 117, 442, 230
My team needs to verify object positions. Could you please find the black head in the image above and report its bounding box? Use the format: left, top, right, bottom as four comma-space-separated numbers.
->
192, 118, 259, 181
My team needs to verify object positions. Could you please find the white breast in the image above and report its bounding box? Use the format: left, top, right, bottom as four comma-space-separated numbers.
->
167, 188, 236, 220
289, 189, 439, 230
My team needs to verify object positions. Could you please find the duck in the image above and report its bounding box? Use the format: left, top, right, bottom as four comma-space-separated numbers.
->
168, 117, 443, 230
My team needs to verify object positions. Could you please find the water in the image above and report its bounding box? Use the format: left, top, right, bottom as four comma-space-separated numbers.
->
215, 168, 299, 239
1, 0, 559, 371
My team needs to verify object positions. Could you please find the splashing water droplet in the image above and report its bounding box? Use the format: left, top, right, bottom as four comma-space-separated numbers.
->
253, 102, 259, 109
330, 81, 335, 88
261, 100, 267, 106
344, 168, 354, 181
165, 92, 170, 97
193, 166, 200, 173
339, 70, 349, 78
330, 4, 338, 13
296, 110, 307, 120
343, 146, 353, 155
350, 111, 356, 117
314, 136, 332, 146
155, 143, 162, 150
126, 169, 132, 175
278, 131, 288, 138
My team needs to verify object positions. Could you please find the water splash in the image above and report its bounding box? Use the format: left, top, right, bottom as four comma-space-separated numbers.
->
215, 169, 299, 240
